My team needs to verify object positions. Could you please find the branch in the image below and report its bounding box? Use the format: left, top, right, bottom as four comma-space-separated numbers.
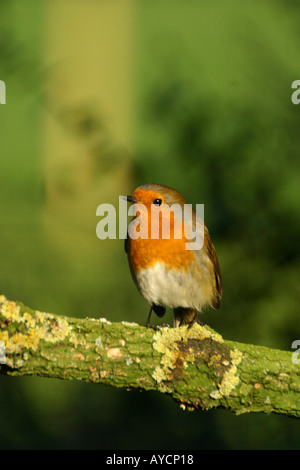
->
0, 294, 299, 417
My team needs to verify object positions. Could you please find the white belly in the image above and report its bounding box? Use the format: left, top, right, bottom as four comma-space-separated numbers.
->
135, 262, 209, 310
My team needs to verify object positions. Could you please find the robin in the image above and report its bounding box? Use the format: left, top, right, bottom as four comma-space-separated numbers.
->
124, 183, 222, 328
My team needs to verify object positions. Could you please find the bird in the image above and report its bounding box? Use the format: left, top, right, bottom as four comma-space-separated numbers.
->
123, 183, 222, 328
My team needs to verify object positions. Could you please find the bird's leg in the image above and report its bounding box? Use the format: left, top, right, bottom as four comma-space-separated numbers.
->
145, 305, 154, 328
187, 310, 204, 329
173, 307, 204, 328
145, 305, 170, 329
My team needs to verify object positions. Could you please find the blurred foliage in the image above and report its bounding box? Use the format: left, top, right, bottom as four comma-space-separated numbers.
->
0, 0, 300, 450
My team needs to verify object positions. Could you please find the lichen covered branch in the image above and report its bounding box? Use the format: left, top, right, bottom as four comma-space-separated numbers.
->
0, 295, 299, 417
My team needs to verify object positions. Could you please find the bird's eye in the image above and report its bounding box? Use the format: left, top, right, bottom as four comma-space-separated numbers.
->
153, 198, 162, 206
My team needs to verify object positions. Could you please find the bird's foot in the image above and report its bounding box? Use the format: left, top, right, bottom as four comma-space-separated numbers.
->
187, 315, 205, 329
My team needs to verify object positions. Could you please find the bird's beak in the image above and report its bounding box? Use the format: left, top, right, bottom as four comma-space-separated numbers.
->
121, 195, 138, 203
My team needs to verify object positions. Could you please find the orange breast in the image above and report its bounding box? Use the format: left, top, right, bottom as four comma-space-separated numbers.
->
127, 187, 198, 272
128, 220, 196, 272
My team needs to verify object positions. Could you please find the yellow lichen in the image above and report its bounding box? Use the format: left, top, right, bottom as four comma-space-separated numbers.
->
121, 321, 139, 327
152, 323, 224, 389
9, 331, 40, 352
0, 297, 22, 322
210, 348, 243, 399
0, 296, 72, 367
99, 318, 111, 324
35, 311, 71, 343
69, 332, 87, 348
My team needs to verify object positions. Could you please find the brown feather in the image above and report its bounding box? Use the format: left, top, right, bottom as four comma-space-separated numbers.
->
204, 226, 223, 309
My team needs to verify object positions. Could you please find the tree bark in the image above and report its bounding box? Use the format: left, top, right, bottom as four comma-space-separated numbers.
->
0, 294, 299, 417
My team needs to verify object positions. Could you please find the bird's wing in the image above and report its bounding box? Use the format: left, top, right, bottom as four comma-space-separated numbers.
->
191, 209, 223, 310
203, 225, 223, 309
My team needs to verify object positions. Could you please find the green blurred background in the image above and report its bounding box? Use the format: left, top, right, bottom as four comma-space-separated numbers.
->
0, 0, 300, 449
